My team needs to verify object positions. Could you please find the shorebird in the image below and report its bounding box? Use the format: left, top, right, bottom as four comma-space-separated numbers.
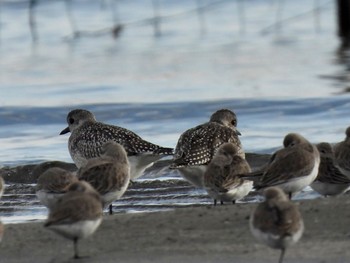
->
60, 109, 173, 181
310, 142, 350, 196
0, 176, 4, 242
44, 181, 103, 259
254, 133, 320, 199
36, 167, 78, 209
78, 141, 130, 214
250, 187, 304, 263
0, 176, 4, 199
170, 109, 243, 188
0, 220, 3, 242
204, 143, 252, 205
334, 126, 350, 179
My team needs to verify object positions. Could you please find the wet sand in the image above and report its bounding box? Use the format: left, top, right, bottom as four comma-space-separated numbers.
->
1, 194, 350, 263
1, 153, 349, 262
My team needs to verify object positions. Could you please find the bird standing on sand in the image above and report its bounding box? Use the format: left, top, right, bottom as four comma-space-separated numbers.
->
60, 109, 173, 181
36, 167, 78, 209
254, 133, 320, 199
310, 142, 350, 196
333, 126, 350, 179
0, 176, 4, 199
0, 176, 4, 242
78, 141, 130, 214
204, 142, 252, 205
250, 187, 304, 263
44, 181, 103, 259
170, 109, 243, 188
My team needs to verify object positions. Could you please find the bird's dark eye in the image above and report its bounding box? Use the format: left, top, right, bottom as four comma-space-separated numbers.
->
231, 120, 237, 126
69, 117, 74, 124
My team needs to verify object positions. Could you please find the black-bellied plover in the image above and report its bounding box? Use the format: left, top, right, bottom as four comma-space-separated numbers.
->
310, 142, 350, 196
250, 187, 304, 263
170, 109, 243, 188
254, 133, 320, 199
204, 142, 252, 205
78, 141, 130, 214
60, 109, 173, 180
333, 126, 350, 179
44, 181, 103, 259
36, 167, 78, 209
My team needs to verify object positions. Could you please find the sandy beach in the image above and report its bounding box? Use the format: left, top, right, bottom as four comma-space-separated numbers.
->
1, 193, 350, 263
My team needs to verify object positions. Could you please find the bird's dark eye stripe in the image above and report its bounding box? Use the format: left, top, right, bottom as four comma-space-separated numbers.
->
69, 118, 74, 124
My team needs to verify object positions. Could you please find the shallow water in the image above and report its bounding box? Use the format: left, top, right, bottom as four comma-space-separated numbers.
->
0, 0, 348, 223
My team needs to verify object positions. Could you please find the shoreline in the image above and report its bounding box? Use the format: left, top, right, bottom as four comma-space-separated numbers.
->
1, 195, 350, 263
0, 152, 271, 184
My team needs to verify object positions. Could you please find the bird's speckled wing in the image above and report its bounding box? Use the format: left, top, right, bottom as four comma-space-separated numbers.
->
172, 122, 241, 167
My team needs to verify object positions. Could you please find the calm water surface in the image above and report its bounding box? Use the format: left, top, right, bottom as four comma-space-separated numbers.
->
0, 0, 349, 223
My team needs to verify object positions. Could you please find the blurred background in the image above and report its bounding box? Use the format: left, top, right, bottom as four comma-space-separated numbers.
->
0, 0, 348, 106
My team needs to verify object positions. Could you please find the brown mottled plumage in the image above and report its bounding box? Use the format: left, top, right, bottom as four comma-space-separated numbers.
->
250, 187, 304, 263
36, 167, 78, 209
60, 109, 173, 180
0, 176, 4, 242
334, 126, 350, 179
204, 143, 252, 205
255, 133, 320, 199
310, 142, 350, 196
0, 176, 4, 199
170, 109, 243, 188
45, 181, 103, 259
78, 141, 130, 214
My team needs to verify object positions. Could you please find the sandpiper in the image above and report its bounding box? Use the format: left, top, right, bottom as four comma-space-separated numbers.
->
170, 109, 243, 188
0, 176, 4, 199
0, 176, 4, 242
60, 109, 173, 180
204, 143, 252, 205
0, 220, 3, 242
250, 187, 304, 263
333, 126, 350, 179
78, 141, 130, 214
254, 133, 320, 199
44, 181, 103, 259
310, 142, 350, 196
36, 167, 78, 209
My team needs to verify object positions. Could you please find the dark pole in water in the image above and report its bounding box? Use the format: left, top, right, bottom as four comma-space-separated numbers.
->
65, 0, 78, 38
29, 0, 38, 43
275, 0, 284, 33
0, 1, 2, 44
196, 0, 207, 35
237, 0, 246, 35
313, 0, 321, 32
337, 0, 350, 47
152, 0, 161, 37
111, 0, 123, 39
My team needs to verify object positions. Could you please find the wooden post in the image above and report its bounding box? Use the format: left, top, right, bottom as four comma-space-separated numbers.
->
314, 0, 321, 32
65, 0, 78, 38
275, 0, 284, 33
196, 0, 206, 35
29, 0, 38, 43
337, 0, 350, 46
0, 1, 2, 44
237, 0, 245, 35
152, 0, 161, 37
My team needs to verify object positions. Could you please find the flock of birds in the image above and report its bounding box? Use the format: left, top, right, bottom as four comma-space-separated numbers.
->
2, 108, 350, 262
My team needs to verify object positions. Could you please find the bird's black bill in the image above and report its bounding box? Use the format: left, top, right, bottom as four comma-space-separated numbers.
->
60, 127, 70, 135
